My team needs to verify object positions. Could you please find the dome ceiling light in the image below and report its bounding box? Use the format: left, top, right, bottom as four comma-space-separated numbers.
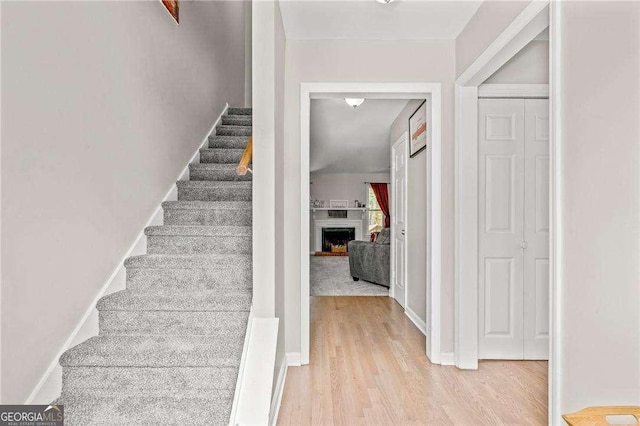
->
376, 0, 395, 4
345, 98, 365, 108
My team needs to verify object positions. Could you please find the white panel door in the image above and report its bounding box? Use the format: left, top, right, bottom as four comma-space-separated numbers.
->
478, 99, 525, 359
523, 99, 550, 360
391, 133, 407, 308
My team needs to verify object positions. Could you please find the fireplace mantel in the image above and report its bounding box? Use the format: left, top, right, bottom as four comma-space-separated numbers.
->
314, 219, 363, 252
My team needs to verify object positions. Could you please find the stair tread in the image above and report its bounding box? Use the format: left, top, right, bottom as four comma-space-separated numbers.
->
125, 253, 251, 269
176, 180, 251, 187
55, 391, 234, 425
60, 335, 244, 367
145, 225, 251, 237
162, 200, 252, 210
97, 290, 252, 312
190, 163, 242, 170
227, 107, 252, 115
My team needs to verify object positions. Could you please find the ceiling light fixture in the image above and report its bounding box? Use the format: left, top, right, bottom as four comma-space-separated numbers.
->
376, 0, 395, 4
345, 98, 365, 108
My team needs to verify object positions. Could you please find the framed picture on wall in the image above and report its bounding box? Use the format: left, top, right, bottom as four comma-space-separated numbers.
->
409, 100, 428, 158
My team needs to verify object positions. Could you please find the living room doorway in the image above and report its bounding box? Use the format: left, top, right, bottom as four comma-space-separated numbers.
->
299, 82, 443, 366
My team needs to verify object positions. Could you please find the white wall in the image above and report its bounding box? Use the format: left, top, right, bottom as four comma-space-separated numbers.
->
390, 100, 430, 325
1, 1, 245, 403
310, 173, 389, 207
485, 40, 549, 84
456, 1, 531, 78
556, 1, 640, 419
283, 39, 456, 355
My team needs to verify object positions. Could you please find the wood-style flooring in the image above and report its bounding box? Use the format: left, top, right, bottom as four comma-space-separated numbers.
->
277, 296, 547, 425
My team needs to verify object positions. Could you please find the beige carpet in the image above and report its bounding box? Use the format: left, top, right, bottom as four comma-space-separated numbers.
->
310, 256, 388, 296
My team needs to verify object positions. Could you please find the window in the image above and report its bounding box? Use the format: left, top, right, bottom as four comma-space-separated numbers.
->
367, 186, 384, 233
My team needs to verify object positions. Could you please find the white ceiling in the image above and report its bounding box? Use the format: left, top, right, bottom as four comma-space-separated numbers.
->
278, 0, 483, 40
310, 98, 411, 174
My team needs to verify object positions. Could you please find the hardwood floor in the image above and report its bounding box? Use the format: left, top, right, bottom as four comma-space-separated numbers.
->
277, 297, 548, 426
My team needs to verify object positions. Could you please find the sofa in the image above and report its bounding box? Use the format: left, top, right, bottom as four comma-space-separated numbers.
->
347, 228, 390, 287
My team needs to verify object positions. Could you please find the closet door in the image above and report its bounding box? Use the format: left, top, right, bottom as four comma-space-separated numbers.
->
523, 99, 550, 360
478, 99, 526, 360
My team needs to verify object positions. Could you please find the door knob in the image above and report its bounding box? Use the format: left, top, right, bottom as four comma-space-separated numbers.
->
401, 230, 405, 236
520, 241, 528, 249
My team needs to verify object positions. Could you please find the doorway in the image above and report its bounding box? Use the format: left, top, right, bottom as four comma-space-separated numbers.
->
299, 83, 443, 366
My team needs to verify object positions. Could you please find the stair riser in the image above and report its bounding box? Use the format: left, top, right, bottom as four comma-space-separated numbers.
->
189, 168, 252, 182
147, 236, 252, 255
221, 115, 252, 126
209, 136, 250, 149
164, 209, 252, 226
200, 149, 244, 164
99, 311, 249, 335
63, 366, 238, 393
216, 126, 252, 137
59, 393, 233, 426
126, 268, 252, 292
227, 107, 252, 115
178, 187, 252, 201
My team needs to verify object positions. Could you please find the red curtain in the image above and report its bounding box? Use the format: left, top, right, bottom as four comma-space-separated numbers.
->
370, 183, 390, 228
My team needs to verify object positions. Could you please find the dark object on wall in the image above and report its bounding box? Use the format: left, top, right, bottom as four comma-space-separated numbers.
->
409, 100, 428, 157
328, 210, 348, 219
162, 0, 179, 24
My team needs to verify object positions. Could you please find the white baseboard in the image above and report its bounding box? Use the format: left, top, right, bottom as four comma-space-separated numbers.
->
25, 104, 229, 404
269, 355, 288, 426
440, 352, 455, 366
405, 307, 427, 336
286, 352, 302, 367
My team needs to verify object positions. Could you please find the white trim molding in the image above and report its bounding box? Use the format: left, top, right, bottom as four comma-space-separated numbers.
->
549, 1, 563, 424
269, 356, 289, 426
25, 104, 229, 405
439, 352, 455, 366
234, 318, 279, 426
300, 82, 442, 368
286, 352, 302, 367
405, 308, 426, 337
478, 84, 549, 99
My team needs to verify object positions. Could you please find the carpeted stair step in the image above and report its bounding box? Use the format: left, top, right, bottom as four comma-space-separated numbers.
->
97, 289, 252, 312
221, 115, 252, 126
55, 390, 234, 425
60, 335, 243, 392
98, 308, 249, 336
124, 254, 252, 292
189, 163, 252, 182
215, 125, 252, 137
162, 201, 252, 226
209, 135, 250, 149
227, 107, 252, 115
145, 225, 252, 255
200, 148, 244, 164
177, 181, 251, 201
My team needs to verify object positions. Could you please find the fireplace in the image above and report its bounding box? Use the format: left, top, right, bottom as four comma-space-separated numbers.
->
322, 227, 356, 253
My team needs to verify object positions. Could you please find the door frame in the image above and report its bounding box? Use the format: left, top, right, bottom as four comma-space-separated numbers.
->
454, 0, 562, 423
390, 132, 409, 308
300, 82, 442, 365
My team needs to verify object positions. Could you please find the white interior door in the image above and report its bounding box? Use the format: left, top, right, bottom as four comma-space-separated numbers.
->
478, 99, 526, 359
478, 98, 549, 361
523, 99, 550, 360
391, 133, 407, 308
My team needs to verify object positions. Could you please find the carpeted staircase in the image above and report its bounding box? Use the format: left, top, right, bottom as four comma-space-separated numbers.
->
55, 107, 253, 425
